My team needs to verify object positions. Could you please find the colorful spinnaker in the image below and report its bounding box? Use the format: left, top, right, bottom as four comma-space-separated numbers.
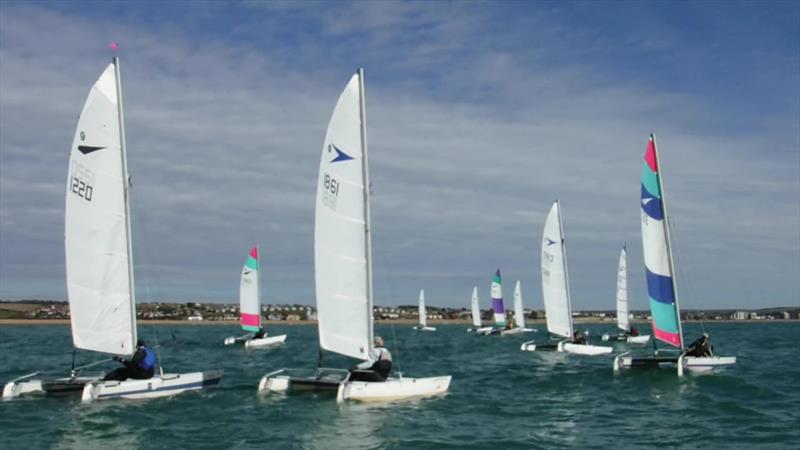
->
640, 135, 683, 348
240, 245, 261, 332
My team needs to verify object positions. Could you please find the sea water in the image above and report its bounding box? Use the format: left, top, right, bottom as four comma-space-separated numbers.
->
0, 322, 798, 449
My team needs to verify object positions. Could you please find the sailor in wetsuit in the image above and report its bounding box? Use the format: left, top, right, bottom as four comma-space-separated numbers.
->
349, 336, 392, 382
685, 333, 714, 357
252, 327, 267, 340
103, 339, 156, 381
572, 330, 588, 345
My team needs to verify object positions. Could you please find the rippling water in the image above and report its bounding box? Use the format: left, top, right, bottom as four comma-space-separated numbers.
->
1, 322, 798, 449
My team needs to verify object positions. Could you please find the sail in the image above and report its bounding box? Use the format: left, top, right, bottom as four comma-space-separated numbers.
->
65, 60, 137, 356
470, 287, 481, 327
541, 201, 573, 339
491, 269, 505, 327
418, 289, 427, 327
314, 72, 373, 361
616, 246, 629, 332
240, 245, 261, 332
640, 135, 682, 348
514, 280, 525, 328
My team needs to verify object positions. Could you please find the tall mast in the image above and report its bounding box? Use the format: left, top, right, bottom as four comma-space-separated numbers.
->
651, 133, 684, 348
257, 243, 262, 328
357, 68, 374, 349
557, 200, 574, 337
113, 56, 137, 347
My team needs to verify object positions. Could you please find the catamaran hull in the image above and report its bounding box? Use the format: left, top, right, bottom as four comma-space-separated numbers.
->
3, 375, 100, 399
613, 353, 736, 375
469, 326, 494, 335
501, 327, 535, 336
412, 326, 437, 332
627, 335, 651, 345
245, 334, 287, 349
81, 370, 223, 402
336, 376, 451, 403
562, 343, 613, 355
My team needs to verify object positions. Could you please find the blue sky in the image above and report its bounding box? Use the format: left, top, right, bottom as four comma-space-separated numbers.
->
0, 1, 798, 309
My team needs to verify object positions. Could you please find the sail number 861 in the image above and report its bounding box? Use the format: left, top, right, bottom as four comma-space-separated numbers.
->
322, 173, 339, 210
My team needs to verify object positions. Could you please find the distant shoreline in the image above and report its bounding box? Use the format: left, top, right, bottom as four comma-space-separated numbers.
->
0, 318, 795, 326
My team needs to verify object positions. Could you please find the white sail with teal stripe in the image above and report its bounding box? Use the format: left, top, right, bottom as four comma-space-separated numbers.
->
640, 135, 683, 348
240, 245, 261, 332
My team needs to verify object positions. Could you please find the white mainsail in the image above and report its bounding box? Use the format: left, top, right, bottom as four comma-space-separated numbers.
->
418, 289, 427, 327
541, 201, 573, 339
314, 72, 373, 361
513, 280, 525, 328
470, 287, 481, 327
616, 246, 629, 332
65, 60, 137, 356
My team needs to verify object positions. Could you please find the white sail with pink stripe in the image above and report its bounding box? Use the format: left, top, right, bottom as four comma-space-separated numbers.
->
240, 245, 261, 332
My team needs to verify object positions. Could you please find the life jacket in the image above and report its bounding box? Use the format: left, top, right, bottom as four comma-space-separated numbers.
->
138, 346, 156, 372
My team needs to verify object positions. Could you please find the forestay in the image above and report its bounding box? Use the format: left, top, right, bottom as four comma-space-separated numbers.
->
640, 135, 683, 348
65, 61, 136, 356
491, 270, 505, 327
541, 201, 573, 339
418, 289, 427, 327
470, 287, 481, 327
514, 280, 525, 328
314, 73, 373, 361
616, 246, 629, 332
240, 245, 261, 332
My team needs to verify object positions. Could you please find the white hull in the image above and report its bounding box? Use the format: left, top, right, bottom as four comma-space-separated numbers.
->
3, 374, 102, 399
501, 327, 535, 336
613, 352, 736, 375
470, 326, 494, 335
562, 343, 613, 355
3, 380, 43, 399
627, 335, 651, 345
336, 376, 451, 403
81, 370, 222, 402
412, 326, 437, 332
245, 334, 287, 348
224, 334, 251, 345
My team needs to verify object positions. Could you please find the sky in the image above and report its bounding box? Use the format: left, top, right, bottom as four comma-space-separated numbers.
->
0, 1, 798, 309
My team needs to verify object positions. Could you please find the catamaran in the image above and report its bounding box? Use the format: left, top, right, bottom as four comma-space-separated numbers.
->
466, 287, 492, 333
501, 280, 536, 335
474, 270, 509, 335
613, 135, 736, 375
258, 69, 451, 401
602, 245, 650, 344
224, 245, 287, 348
3, 58, 222, 400
413, 289, 437, 331
521, 201, 612, 355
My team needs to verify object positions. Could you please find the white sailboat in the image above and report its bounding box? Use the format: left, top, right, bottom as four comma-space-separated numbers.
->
521, 201, 612, 355
413, 289, 437, 331
224, 245, 287, 348
602, 245, 650, 344
466, 286, 492, 333
4, 58, 222, 400
258, 69, 450, 401
614, 134, 735, 375
501, 280, 535, 335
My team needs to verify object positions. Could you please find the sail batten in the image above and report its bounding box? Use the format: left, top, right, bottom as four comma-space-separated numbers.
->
541, 201, 573, 339
640, 135, 683, 348
65, 59, 136, 356
315, 71, 372, 361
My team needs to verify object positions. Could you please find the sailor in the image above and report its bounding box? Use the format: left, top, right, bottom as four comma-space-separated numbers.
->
629, 326, 639, 337
572, 330, 588, 345
103, 339, 157, 381
253, 327, 267, 340
350, 336, 393, 382
685, 333, 714, 357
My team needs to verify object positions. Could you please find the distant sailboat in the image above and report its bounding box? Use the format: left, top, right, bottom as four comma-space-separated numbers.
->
413, 289, 437, 331
3, 58, 222, 400
501, 281, 535, 335
521, 201, 612, 355
258, 69, 450, 401
466, 287, 492, 333
614, 135, 736, 375
602, 245, 650, 344
224, 245, 287, 348
475, 269, 508, 335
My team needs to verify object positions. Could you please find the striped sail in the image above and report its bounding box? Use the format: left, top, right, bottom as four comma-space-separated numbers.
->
491, 269, 505, 327
65, 60, 137, 356
640, 135, 682, 348
470, 287, 481, 327
240, 245, 261, 331
513, 280, 525, 328
418, 289, 427, 327
616, 246, 629, 332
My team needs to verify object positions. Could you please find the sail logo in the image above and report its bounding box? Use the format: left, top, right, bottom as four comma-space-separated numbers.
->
78, 145, 106, 155
69, 161, 95, 202
544, 237, 557, 246
321, 172, 339, 210
328, 144, 353, 163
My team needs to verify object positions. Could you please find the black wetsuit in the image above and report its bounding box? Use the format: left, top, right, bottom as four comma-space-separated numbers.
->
685, 336, 713, 357
103, 347, 156, 381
